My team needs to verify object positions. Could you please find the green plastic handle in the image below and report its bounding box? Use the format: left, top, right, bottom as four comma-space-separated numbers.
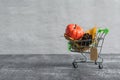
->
67, 42, 71, 51
98, 28, 109, 34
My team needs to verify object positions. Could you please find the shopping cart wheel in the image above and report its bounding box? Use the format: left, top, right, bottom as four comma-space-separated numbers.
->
95, 60, 97, 65
98, 64, 103, 69
72, 62, 78, 68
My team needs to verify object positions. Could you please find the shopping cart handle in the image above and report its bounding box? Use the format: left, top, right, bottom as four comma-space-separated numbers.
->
98, 28, 109, 34
67, 42, 72, 51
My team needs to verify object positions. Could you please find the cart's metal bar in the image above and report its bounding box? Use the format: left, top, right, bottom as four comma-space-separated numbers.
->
81, 52, 87, 61
71, 50, 90, 54
98, 34, 107, 55
73, 59, 103, 63
98, 54, 104, 63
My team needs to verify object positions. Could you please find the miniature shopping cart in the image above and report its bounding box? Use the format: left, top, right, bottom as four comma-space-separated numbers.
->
65, 28, 109, 69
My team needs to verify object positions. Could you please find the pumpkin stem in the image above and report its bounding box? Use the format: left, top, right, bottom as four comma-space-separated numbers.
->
74, 24, 77, 29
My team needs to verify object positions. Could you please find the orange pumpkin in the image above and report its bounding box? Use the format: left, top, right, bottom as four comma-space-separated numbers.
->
65, 24, 84, 40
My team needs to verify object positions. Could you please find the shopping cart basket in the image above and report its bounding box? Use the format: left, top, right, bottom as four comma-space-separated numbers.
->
65, 28, 109, 69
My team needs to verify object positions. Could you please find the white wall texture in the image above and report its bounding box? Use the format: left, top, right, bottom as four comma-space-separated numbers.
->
0, 0, 119, 54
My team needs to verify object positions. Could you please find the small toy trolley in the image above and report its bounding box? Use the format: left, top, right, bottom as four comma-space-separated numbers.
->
64, 27, 109, 69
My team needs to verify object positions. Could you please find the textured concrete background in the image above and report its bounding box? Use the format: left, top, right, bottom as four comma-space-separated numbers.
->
0, 54, 120, 80
0, 0, 119, 54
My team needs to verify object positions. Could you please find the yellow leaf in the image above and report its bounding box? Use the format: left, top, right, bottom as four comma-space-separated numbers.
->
86, 26, 97, 39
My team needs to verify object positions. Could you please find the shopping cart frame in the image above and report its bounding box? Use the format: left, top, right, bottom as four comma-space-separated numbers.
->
66, 28, 109, 69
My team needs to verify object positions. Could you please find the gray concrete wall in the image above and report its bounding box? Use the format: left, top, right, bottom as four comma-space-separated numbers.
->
0, 0, 119, 54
